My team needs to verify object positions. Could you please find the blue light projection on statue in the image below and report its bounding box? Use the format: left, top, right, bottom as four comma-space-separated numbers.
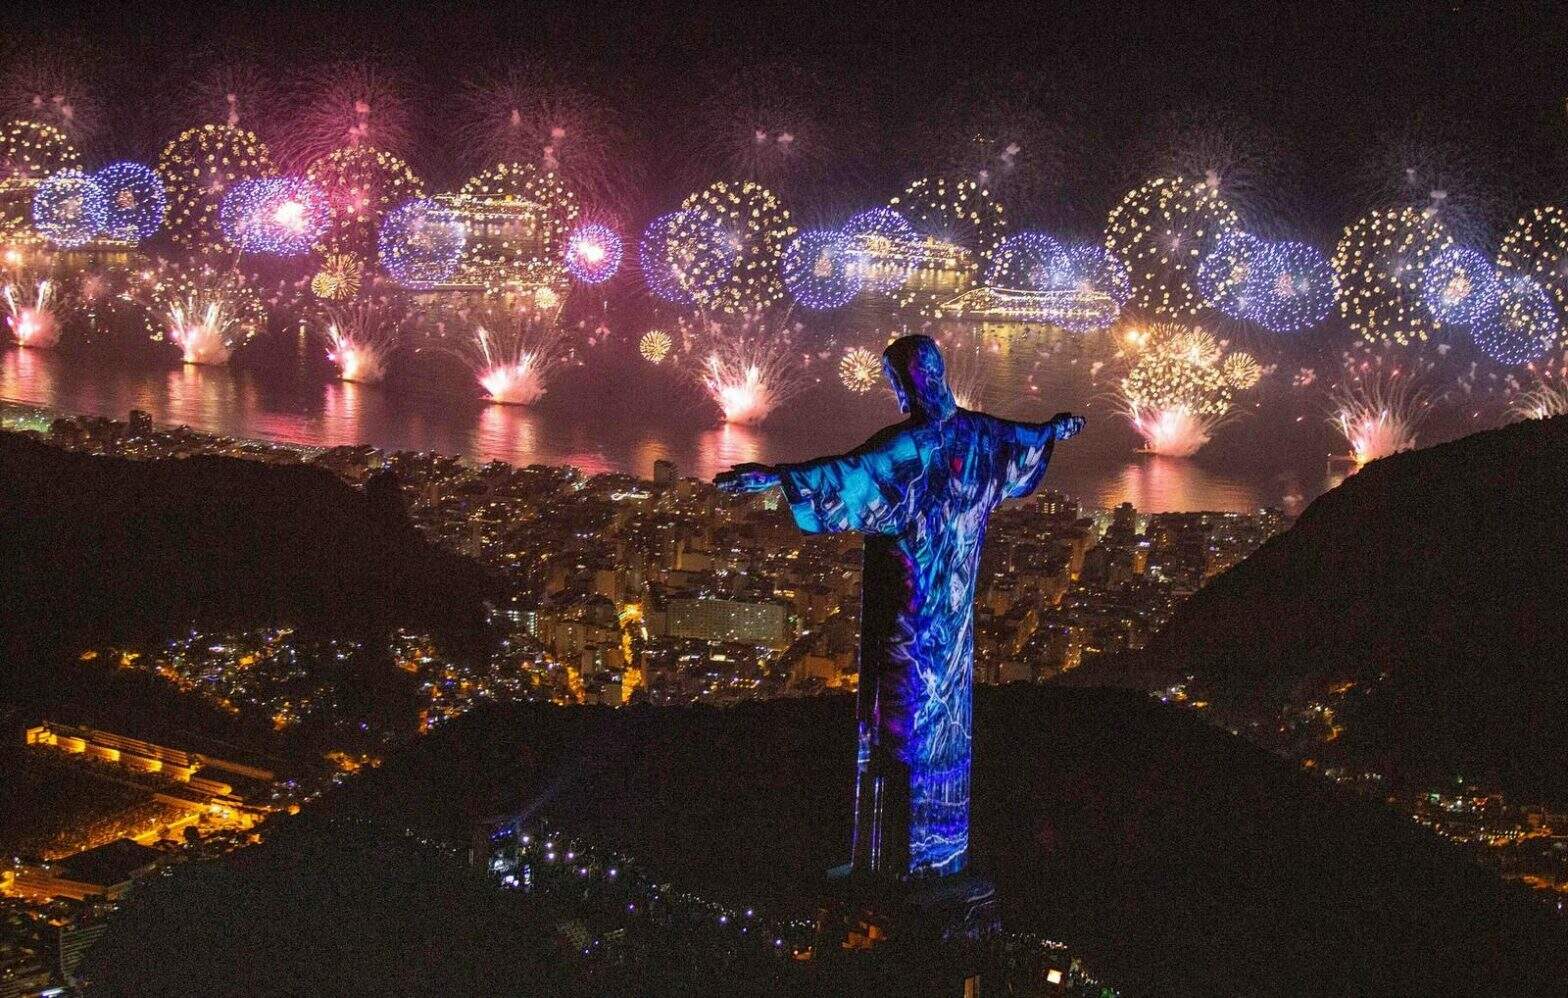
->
716, 335, 1082, 880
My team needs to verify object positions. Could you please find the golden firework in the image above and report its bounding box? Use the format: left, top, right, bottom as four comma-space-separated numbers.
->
887, 176, 1004, 314
669, 180, 795, 314
639, 329, 673, 364
310, 253, 362, 300
838, 346, 882, 393
1220, 350, 1262, 390
1497, 205, 1568, 315
1331, 206, 1452, 345
0, 119, 80, 192
306, 145, 423, 257
156, 124, 274, 248
1105, 176, 1239, 317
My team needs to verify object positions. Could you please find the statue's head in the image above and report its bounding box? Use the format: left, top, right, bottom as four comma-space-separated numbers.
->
883, 334, 958, 423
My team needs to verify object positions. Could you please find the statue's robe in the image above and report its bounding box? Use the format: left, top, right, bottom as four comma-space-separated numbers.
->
778, 409, 1057, 879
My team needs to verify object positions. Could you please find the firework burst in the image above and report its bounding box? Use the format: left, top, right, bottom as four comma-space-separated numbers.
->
149, 265, 266, 365
888, 176, 1006, 311
694, 64, 854, 200
1331, 206, 1452, 346
1328, 351, 1431, 465
31, 169, 106, 248
1105, 175, 1240, 318
639, 329, 673, 364
920, 75, 1067, 225
455, 66, 632, 205
377, 198, 467, 290
667, 181, 795, 314
1357, 129, 1504, 247
311, 253, 364, 301
2, 54, 100, 143
682, 310, 813, 425
3, 278, 60, 348
1131, 109, 1298, 231
156, 124, 274, 249
319, 298, 404, 384
0, 120, 80, 195
93, 162, 167, 243
838, 346, 882, 393
460, 305, 576, 405
183, 63, 277, 133
1471, 273, 1560, 366
1496, 205, 1568, 317
1248, 240, 1338, 333
1117, 324, 1248, 456
781, 228, 862, 310
284, 62, 414, 167
307, 146, 424, 258
1220, 351, 1263, 389
219, 176, 330, 256
562, 221, 623, 285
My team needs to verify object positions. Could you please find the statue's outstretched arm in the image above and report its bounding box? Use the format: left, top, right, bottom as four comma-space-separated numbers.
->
716, 426, 927, 535
714, 463, 781, 495
989, 411, 1085, 501
713, 423, 909, 496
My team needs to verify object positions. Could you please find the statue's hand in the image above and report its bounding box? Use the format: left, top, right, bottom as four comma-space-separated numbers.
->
1050, 412, 1086, 440
715, 463, 781, 494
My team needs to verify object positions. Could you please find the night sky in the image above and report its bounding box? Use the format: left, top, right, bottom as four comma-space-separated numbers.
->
9, 2, 1568, 238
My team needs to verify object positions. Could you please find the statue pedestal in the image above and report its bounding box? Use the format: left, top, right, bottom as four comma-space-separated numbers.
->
812, 864, 1001, 995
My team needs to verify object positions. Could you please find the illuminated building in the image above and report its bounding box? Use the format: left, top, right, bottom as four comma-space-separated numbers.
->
661, 597, 788, 647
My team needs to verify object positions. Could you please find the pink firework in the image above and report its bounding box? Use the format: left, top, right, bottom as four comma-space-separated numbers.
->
320, 299, 403, 384
283, 62, 415, 168
455, 66, 632, 203
3, 279, 61, 348
462, 306, 576, 406
1328, 352, 1431, 466
2, 53, 100, 142
184, 63, 278, 133
693, 65, 856, 199
684, 311, 814, 425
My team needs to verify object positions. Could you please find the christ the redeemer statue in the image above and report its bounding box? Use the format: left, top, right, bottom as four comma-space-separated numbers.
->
717, 334, 1083, 883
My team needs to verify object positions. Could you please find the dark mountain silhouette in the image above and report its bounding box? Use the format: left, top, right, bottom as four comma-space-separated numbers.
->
79, 815, 564, 996
96, 689, 1568, 996
0, 432, 491, 661
1115, 415, 1568, 800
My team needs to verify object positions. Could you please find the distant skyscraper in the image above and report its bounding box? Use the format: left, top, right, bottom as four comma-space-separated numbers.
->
128, 409, 153, 436
1036, 489, 1078, 521
1107, 501, 1139, 542
653, 459, 677, 485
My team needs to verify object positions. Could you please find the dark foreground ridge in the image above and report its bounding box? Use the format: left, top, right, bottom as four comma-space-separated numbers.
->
0, 431, 490, 659
91, 689, 1568, 996
1120, 414, 1568, 800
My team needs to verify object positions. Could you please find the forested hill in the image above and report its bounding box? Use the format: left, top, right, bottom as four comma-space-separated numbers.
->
0, 431, 490, 658
1138, 414, 1568, 799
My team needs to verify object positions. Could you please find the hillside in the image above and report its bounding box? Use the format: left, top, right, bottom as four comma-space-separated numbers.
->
0, 431, 491, 659
1127, 415, 1568, 799
92, 688, 1568, 996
